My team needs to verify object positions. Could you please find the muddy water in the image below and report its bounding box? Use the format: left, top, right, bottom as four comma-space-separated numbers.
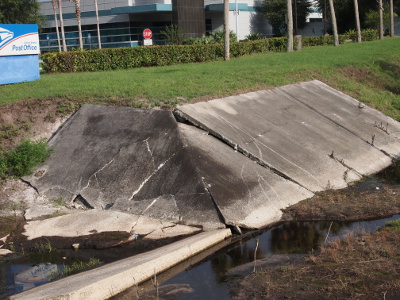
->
150, 215, 400, 300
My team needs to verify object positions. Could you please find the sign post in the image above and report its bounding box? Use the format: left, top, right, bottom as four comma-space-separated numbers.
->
143, 28, 153, 46
0, 24, 41, 85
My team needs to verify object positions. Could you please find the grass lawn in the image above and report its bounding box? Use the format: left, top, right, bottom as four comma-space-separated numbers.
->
1, 37, 400, 119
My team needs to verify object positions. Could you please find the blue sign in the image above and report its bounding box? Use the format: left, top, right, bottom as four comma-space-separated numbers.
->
0, 24, 40, 56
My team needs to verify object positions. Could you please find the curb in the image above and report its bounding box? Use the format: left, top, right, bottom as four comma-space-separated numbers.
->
9, 229, 232, 300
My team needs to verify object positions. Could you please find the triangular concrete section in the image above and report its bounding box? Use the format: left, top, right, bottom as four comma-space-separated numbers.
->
24, 105, 224, 230
175, 80, 400, 193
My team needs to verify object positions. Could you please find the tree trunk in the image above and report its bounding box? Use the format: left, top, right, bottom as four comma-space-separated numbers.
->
71, 0, 83, 49
328, 0, 339, 46
51, 0, 61, 51
379, 0, 384, 39
224, 0, 230, 60
354, 0, 361, 42
94, 0, 102, 49
390, 0, 394, 37
287, 0, 293, 52
57, 0, 67, 52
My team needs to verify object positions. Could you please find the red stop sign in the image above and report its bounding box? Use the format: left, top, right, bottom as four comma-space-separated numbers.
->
143, 28, 152, 40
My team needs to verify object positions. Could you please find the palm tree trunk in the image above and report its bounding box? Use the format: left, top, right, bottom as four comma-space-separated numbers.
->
58, 0, 67, 51
51, 0, 61, 51
224, 0, 230, 60
287, 0, 293, 52
71, 0, 83, 49
379, 0, 384, 39
389, 0, 394, 37
354, 0, 361, 42
328, 0, 339, 46
94, 0, 102, 49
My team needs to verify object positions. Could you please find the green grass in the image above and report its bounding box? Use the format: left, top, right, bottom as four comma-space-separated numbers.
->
1, 37, 400, 118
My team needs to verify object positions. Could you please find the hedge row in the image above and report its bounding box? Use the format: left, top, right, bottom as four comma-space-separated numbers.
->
41, 29, 378, 74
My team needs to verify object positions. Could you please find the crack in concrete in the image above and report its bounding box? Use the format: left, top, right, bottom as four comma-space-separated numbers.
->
279, 88, 396, 160
81, 148, 122, 192
174, 109, 314, 193
127, 151, 179, 201
327, 150, 363, 178
201, 177, 226, 226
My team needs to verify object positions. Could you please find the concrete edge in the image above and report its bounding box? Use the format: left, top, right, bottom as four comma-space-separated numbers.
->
9, 229, 232, 300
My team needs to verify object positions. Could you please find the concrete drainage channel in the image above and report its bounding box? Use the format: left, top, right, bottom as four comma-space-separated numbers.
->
7, 80, 400, 299
9, 229, 232, 299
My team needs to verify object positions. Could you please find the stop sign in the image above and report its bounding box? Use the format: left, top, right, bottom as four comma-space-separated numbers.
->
143, 28, 152, 40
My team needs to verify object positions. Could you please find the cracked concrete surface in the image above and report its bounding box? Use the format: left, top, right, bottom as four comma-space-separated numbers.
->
175, 80, 400, 193
23, 80, 400, 234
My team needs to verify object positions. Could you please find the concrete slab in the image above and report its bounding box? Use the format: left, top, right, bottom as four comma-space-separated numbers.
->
175, 80, 399, 192
23, 105, 224, 230
10, 229, 232, 300
279, 81, 400, 158
178, 123, 313, 228
23, 209, 201, 240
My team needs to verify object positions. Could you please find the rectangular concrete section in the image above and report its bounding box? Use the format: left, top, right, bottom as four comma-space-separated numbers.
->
175, 80, 400, 192
10, 229, 232, 300
178, 123, 313, 228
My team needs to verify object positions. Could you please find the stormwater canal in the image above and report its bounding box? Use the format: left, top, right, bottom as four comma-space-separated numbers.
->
119, 214, 400, 300
1, 215, 399, 299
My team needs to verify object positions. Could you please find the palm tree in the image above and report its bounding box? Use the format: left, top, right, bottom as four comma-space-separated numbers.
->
354, 0, 361, 42
57, 0, 67, 51
328, 0, 339, 46
287, 0, 293, 52
94, 0, 102, 49
224, 0, 230, 60
389, 0, 394, 37
51, 0, 61, 51
379, 0, 384, 39
70, 0, 83, 49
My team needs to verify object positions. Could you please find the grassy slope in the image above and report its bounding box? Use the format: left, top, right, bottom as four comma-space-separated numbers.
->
1, 37, 400, 118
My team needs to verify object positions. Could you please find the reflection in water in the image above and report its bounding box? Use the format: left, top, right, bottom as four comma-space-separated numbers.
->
162, 215, 399, 300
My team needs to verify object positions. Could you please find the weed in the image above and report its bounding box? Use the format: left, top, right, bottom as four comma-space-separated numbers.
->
9, 201, 27, 217
52, 197, 67, 207
0, 124, 18, 140
385, 219, 400, 231
50, 258, 101, 280
35, 238, 53, 253
0, 139, 52, 179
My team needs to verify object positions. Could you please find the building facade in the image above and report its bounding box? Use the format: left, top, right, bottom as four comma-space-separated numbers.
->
38, 0, 323, 51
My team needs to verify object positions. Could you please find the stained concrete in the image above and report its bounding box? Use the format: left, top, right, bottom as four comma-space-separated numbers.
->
23, 81, 400, 232
175, 80, 400, 192
23, 105, 224, 230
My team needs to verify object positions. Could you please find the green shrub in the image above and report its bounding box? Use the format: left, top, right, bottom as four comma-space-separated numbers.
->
0, 139, 52, 179
40, 30, 380, 74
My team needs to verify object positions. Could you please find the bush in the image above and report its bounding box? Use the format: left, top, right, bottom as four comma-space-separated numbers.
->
0, 139, 52, 179
41, 30, 381, 74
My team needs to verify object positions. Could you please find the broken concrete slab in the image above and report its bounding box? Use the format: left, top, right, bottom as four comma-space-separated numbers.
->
178, 123, 313, 228
175, 80, 399, 192
23, 105, 224, 230
23, 209, 201, 240
11, 229, 232, 300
